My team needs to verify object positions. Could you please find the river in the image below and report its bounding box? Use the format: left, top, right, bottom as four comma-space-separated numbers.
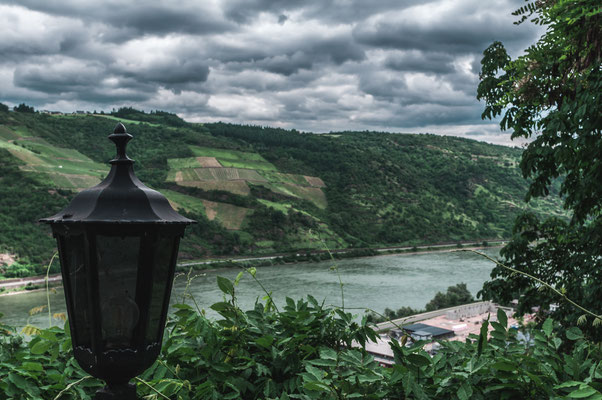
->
0, 248, 499, 330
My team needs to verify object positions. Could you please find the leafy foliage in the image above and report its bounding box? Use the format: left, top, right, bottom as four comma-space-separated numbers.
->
13, 104, 35, 113
478, 0, 602, 339
1, 276, 601, 399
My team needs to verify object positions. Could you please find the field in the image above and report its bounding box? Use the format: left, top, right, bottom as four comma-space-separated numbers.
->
162, 189, 207, 216
166, 145, 328, 209
259, 171, 308, 186
189, 146, 269, 162
202, 200, 250, 230
193, 167, 266, 182
91, 114, 161, 126
0, 126, 107, 190
176, 180, 251, 196
269, 183, 328, 209
218, 159, 277, 171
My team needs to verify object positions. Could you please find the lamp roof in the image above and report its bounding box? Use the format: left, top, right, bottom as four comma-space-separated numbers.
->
40, 123, 195, 225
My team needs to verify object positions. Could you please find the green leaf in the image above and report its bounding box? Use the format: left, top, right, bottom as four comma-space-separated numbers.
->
217, 276, 234, 296
319, 347, 338, 361
492, 361, 516, 371
303, 381, 330, 392
21, 362, 43, 372
567, 385, 598, 398
30, 340, 51, 355
305, 365, 325, 381
234, 271, 244, 286
407, 353, 431, 367
255, 335, 274, 349
566, 327, 584, 341
497, 308, 508, 329
457, 383, 473, 400
308, 359, 337, 367
210, 302, 233, 312
554, 381, 584, 389
477, 318, 489, 356
542, 318, 553, 337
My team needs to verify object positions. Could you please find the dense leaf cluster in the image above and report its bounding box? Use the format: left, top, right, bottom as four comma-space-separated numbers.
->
1, 275, 601, 399
478, 0, 602, 339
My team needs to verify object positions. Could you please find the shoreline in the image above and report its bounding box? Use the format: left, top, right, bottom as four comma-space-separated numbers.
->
0, 240, 505, 296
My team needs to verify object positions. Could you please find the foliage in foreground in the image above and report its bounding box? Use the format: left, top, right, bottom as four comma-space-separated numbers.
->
478, 0, 602, 339
1, 274, 601, 399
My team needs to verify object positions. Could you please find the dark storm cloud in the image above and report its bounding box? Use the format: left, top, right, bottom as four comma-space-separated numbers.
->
384, 51, 456, 74
251, 37, 365, 76
114, 59, 210, 92
1, 0, 234, 37
223, 0, 431, 24
354, 7, 535, 54
0, 0, 542, 144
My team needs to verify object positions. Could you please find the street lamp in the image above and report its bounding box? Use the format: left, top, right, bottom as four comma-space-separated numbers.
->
41, 123, 195, 399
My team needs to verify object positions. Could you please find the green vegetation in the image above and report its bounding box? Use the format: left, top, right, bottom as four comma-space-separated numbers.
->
0, 106, 563, 275
13, 103, 34, 113
205, 123, 563, 247
1, 273, 601, 399
0, 148, 68, 271
477, 0, 602, 339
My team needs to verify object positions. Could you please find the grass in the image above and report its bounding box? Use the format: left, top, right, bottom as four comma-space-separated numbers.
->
218, 159, 277, 171
177, 181, 251, 196
258, 170, 308, 185
168, 157, 203, 170
0, 127, 107, 189
202, 200, 250, 230
162, 190, 207, 216
189, 146, 268, 162
193, 168, 267, 182
257, 199, 292, 214
270, 183, 328, 209
91, 114, 161, 126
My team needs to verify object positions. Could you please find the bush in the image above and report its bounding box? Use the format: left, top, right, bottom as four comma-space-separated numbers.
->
0, 276, 601, 399
13, 103, 34, 113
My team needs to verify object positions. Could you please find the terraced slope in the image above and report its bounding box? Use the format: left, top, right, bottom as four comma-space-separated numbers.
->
166, 145, 328, 209
0, 124, 107, 190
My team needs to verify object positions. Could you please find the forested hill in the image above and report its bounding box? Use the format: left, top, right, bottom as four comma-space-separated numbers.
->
0, 108, 562, 276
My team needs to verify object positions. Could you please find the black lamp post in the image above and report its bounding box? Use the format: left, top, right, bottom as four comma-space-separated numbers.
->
40, 123, 195, 399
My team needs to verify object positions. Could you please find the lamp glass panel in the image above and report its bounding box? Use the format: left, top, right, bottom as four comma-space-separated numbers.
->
146, 236, 176, 343
96, 235, 141, 349
63, 234, 91, 347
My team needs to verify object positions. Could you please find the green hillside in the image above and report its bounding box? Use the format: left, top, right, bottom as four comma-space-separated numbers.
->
0, 108, 563, 277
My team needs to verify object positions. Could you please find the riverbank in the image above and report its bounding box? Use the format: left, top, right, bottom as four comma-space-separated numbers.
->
0, 239, 505, 295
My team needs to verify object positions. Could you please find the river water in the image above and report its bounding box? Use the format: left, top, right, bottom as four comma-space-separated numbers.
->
0, 248, 499, 330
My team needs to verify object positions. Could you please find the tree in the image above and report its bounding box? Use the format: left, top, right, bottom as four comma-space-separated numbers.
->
477, 0, 602, 337
425, 283, 474, 312
13, 103, 35, 113
0, 102, 8, 113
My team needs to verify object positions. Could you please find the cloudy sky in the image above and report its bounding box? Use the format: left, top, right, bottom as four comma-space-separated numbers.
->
0, 0, 542, 145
